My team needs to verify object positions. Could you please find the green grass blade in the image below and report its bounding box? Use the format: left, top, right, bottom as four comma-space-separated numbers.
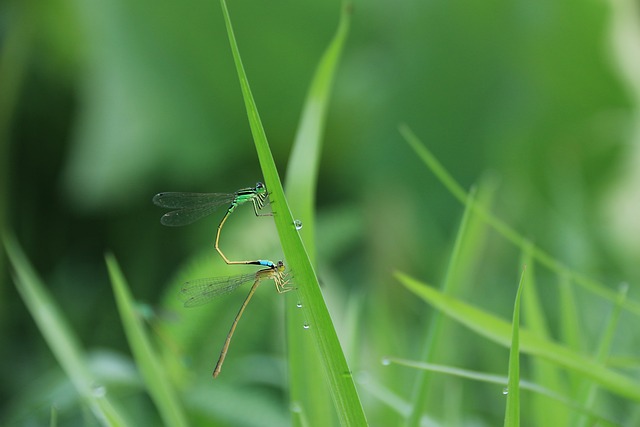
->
557, 272, 584, 395
105, 253, 188, 427
574, 283, 628, 427
520, 245, 569, 425
284, 1, 350, 261
219, 1, 367, 425
3, 233, 130, 427
283, 3, 351, 426
503, 268, 525, 427
384, 358, 620, 427
520, 245, 549, 338
398, 124, 640, 318
357, 373, 414, 420
50, 405, 58, 427
395, 272, 640, 402
405, 187, 478, 427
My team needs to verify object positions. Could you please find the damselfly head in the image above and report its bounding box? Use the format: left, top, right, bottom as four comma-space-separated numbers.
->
255, 182, 267, 194
275, 260, 286, 272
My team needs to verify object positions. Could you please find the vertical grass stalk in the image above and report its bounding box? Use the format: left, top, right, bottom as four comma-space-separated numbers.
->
218, 1, 367, 424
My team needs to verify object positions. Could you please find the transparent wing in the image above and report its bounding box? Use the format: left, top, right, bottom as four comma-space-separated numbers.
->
153, 192, 234, 209
180, 273, 257, 308
159, 207, 221, 226
152, 192, 235, 226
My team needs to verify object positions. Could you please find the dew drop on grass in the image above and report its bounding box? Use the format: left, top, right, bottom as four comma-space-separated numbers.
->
296, 302, 302, 308
381, 357, 391, 366
92, 384, 107, 398
303, 323, 310, 330
290, 401, 302, 413
502, 387, 509, 395
294, 219, 303, 230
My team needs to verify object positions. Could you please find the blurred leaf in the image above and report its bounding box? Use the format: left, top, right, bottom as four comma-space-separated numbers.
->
399, 124, 640, 318
0, 1, 31, 326
106, 253, 188, 427
63, 0, 233, 210
284, 2, 351, 426
405, 187, 478, 427
520, 247, 569, 425
356, 372, 438, 426
574, 283, 628, 427
3, 233, 130, 426
557, 272, 585, 395
385, 358, 620, 427
284, 0, 351, 261
396, 272, 640, 402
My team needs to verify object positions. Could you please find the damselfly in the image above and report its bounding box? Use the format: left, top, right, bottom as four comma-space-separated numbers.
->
153, 182, 272, 266
181, 260, 292, 378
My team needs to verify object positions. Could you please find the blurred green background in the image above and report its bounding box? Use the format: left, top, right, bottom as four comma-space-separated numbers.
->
2, 0, 639, 425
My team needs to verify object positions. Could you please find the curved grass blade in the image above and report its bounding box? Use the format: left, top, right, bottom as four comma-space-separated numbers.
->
219, 0, 367, 424
574, 283, 628, 426
399, 124, 640, 318
521, 247, 570, 425
3, 233, 130, 427
405, 186, 479, 427
283, 2, 352, 425
385, 358, 621, 427
106, 253, 188, 427
284, 1, 351, 261
396, 272, 640, 402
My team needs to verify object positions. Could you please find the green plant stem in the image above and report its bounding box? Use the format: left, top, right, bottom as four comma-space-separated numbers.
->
219, 1, 367, 424
504, 268, 525, 427
284, 3, 351, 426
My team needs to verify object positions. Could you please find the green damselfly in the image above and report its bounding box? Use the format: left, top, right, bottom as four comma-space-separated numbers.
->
181, 260, 291, 378
153, 182, 272, 266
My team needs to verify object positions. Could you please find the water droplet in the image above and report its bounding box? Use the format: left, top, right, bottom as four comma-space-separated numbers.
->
290, 401, 302, 413
92, 384, 107, 398
381, 357, 391, 366
502, 387, 509, 395
296, 302, 302, 308
294, 220, 303, 230
303, 323, 310, 329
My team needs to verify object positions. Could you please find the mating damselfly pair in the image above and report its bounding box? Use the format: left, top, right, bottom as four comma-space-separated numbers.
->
153, 182, 293, 378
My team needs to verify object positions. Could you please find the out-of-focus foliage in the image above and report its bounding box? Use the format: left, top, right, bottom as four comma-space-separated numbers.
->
2, 0, 639, 425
